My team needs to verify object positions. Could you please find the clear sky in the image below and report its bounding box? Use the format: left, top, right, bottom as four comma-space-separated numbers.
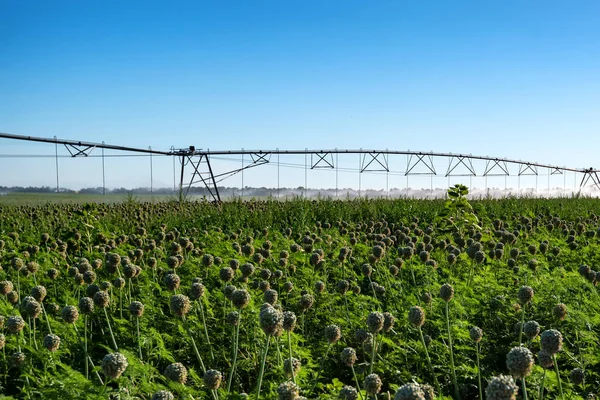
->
1, 1, 599, 191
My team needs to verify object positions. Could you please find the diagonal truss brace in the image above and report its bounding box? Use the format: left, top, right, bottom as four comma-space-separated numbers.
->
580, 168, 600, 190
65, 143, 95, 157
250, 152, 271, 164
181, 153, 221, 202
311, 152, 334, 169
211, 152, 271, 184
550, 167, 564, 175
483, 159, 510, 176
361, 151, 389, 172
518, 163, 538, 176
446, 155, 476, 177
406, 153, 436, 175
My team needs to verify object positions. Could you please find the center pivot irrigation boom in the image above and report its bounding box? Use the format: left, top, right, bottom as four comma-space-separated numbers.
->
1, 132, 599, 202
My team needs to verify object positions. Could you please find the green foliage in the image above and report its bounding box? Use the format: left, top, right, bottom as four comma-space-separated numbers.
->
0, 191, 598, 399
437, 184, 480, 233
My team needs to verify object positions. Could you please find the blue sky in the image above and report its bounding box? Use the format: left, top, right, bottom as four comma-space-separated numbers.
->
1, 1, 599, 191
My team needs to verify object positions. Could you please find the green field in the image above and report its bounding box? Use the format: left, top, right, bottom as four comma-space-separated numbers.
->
0, 187, 599, 399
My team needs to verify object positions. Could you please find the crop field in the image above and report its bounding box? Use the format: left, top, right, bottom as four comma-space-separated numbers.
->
0, 186, 599, 399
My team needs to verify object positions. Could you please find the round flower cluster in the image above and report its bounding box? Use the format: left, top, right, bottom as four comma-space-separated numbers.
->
517, 286, 534, 305
324, 324, 341, 343
340, 347, 357, 367
366, 311, 384, 333
283, 357, 301, 377
540, 329, 563, 354
43, 333, 61, 352
164, 362, 188, 384
523, 321, 540, 340
259, 303, 283, 336
170, 294, 191, 316
339, 385, 359, 400
470, 326, 483, 343
129, 301, 145, 318
276, 381, 300, 400
364, 373, 382, 396
394, 383, 425, 400
101, 352, 128, 379
439, 283, 454, 302
408, 306, 425, 328
485, 375, 518, 400
283, 311, 297, 332
232, 289, 251, 309
203, 369, 222, 390
62, 305, 79, 324
506, 346, 534, 378
151, 391, 174, 400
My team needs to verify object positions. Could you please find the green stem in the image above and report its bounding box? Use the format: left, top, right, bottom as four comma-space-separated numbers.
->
518, 305, 526, 346
103, 307, 118, 351
287, 330, 296, 384
183, 315, 206, 373
198, 300, 215, 361
119, 288, 123, 320
367, 276, 380, 310
553, 354, 564, 400
445, 301, 460, 400
227, 312, 241, 393
369, 334, 377, 374
351, 365, 365, 400
84, 315, 89, 379
275, 336, 283, 367
255, 335, 271, 400
520, 376, 529, 400
312, 342, 332, 392
88, 356, 104, 385
410, 259, 417, 287
343, 293, 351, 321
419, 326, 440, 394
475, 342, 483, 400
32, 318, 38, 350
136, 317, 142, 361
41, 303, 52, 334
539, 368, 546, 400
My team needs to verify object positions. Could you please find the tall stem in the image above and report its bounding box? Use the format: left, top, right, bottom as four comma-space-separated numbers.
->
369, 334, 377, 374
539, 368, 546, 400
518, 305, 526, 346
475, 342, 483, 400
84, 315, 89, 379
445, 301, 460, 400
182, 315, 206, 374
521, 377, 528, 400
553, 354, 564, 400
103, 307, 118, 351
351, 365, 364, 400
198, 300, 215, 361
41, 303, 52, 334
32, 318, 38, 350
136, 317, 142, 361
343, 294, 351, 325
419, 326, 440, 394
255, 335, 271, 400
227, 311, 241, 393
312, 343, 332, 392
287, 330, 296, 384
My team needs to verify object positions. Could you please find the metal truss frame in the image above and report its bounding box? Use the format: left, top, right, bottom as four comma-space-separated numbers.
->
2, 132, 599, 200
406, 153, 436, 175
446, 155, 476, 177
361, 151, 388, 173
311, 152, 334, 169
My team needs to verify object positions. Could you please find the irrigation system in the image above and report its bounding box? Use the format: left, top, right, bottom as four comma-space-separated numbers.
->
1, 132, 599, 202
